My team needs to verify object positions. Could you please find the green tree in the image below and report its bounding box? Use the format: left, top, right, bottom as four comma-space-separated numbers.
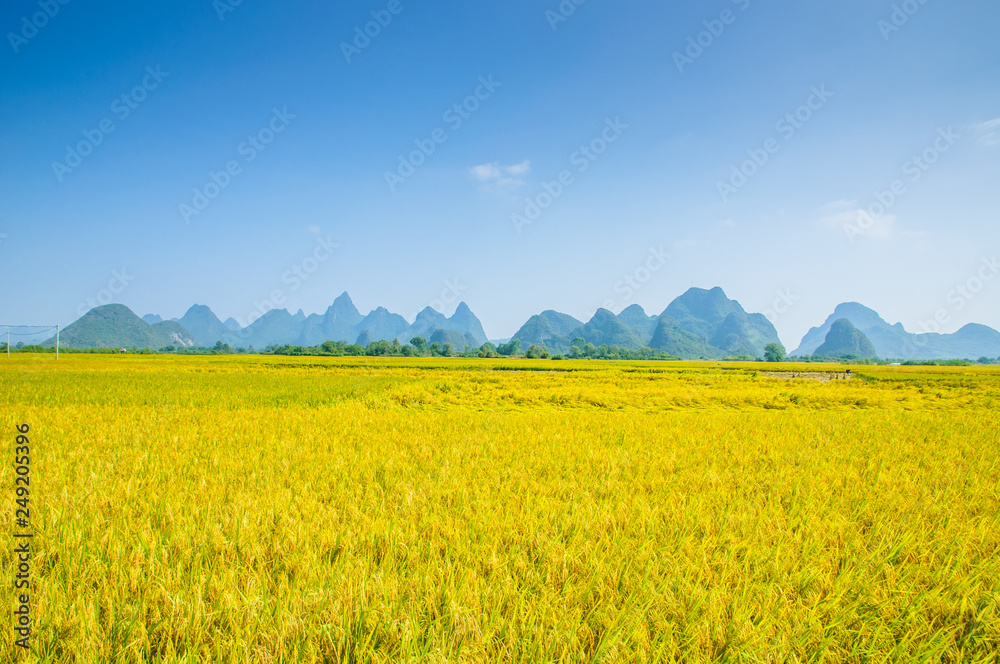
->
764, 343, 786, 363
497, 339, 522, 356
366, 340, 393, 356
410, 337, 427, 354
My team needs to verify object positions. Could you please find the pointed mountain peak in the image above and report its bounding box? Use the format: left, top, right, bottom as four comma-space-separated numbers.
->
832, 302, 879, 317
325, 292, 362, 322
588, 308, 617, 323
416, 306, 447, 321
826, 302, 891, 330
184, 304, 217, 317
330, 292, 360, 311
619, 303, 648, 317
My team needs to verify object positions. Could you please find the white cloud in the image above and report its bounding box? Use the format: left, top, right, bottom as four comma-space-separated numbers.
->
470, 163, 503, 181
469, 160, 531, 184
974, 118, 1000, 146
307, 225, 322, 236
819, 200, 897, 240
504, 160, 531, 176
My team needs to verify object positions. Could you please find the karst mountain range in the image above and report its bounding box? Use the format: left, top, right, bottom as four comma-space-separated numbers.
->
49, 287, 1000, 361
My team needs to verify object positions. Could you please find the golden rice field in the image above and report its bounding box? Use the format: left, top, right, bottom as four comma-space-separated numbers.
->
2, 354, 999, 663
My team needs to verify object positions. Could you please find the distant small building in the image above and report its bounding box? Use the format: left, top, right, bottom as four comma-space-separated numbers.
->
120, 348, 127, 354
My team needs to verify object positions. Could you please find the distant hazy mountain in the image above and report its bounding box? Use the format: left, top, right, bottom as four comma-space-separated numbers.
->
509, 288, 781, 359
179, 305, 243, 347
573, 309, 645, 349
942, 324, 1000, 359
448, 302, 489, 346
793, 302, 1000, 360
404, 307, 450, 343
153, 321, 197, 348
149, 293, 491, 349
648, 316, 723, 359
56, 290, 1000, 360
51, 304, 195, 349
510, 310, 584, 352
429, 328, 478, 350
355, 307, 409, 343
663, 287, 781, 357
297, 292, 364, 345
243, 309, 306, 348
814, 319, 878, 359
617, 304, 658, 344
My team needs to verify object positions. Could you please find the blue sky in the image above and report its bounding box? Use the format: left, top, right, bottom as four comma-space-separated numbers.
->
1, 0, 998, 346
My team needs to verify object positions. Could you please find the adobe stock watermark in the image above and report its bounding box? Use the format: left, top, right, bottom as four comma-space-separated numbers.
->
7, 0, 71, 54
235, 233, 340, 328
75, 269, 135, 317
51, 66, 169, 183
673, 0, 752, 73
179, 107, 295, 224
384, 75, 502, 192
878, 0, 932, 41
761, 288, 799, 324
917, 256, 998, 334
843, 127, 958, 243
597, 246, 672, 314
717, 85, 833, 202
340, 0, 410, 63
429, 279, 467, 314
512, 117, 629, 234
546, 0, 587, 31
212, 0, 247, 21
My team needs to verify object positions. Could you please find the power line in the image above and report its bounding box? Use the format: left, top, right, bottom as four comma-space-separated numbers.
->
2, 328, 58, 337
2, 325, 60, 359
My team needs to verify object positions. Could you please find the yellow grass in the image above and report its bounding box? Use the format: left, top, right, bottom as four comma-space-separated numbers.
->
2, 355, 999, 662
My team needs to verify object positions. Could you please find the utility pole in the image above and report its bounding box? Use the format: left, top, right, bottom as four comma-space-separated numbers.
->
56, 325, 60, 360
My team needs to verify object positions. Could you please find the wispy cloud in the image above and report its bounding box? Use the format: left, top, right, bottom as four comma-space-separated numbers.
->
974, 118, 1000, 146
471, 163, 503, 181
503, 160, 531, 176
819, 200, 897, 240
469, 160, 531, 191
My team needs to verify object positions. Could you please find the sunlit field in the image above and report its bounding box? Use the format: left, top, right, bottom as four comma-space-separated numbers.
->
2, 355, 999, 662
